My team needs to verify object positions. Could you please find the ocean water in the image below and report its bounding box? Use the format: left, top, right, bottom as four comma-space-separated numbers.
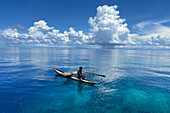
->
0, 47, 169, 113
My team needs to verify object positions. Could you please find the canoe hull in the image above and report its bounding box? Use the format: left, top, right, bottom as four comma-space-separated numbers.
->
53, 67, 98, 84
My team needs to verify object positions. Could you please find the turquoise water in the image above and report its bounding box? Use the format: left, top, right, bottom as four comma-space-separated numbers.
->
0, 48, 170, 113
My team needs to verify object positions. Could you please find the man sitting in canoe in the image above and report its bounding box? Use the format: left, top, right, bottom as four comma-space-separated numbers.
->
77, 66, 86, 80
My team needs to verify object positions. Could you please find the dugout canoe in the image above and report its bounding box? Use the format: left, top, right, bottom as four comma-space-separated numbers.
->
53, 67, 98, 84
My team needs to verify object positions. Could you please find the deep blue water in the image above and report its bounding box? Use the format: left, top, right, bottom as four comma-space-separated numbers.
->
0, 48, 170, 113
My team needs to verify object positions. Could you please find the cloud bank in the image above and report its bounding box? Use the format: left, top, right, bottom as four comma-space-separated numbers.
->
1, 5, 170, 48
1, 20, 91, 46
128, 20, 170, 48
0, 5, 130, 47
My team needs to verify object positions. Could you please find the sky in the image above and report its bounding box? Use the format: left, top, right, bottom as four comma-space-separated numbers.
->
0, 0, 170, 48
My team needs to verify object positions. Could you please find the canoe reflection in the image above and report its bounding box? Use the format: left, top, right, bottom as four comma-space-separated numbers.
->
78, 82, 83, 92
59, 78, 96, 92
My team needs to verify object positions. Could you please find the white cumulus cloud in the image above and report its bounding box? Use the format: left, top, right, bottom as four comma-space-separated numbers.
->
89, 5, 130, 44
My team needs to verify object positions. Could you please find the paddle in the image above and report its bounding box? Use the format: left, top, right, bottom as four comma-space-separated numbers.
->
90, 72, 106, 77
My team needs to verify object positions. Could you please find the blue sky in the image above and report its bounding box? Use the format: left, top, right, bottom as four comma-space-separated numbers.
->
1, 0, 170, 48
0, 0, 169, 33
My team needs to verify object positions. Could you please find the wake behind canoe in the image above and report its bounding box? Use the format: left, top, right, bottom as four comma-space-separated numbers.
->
53, 67, 98, 84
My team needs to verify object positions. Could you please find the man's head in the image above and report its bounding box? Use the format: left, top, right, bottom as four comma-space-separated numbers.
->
79, 66, 82, 70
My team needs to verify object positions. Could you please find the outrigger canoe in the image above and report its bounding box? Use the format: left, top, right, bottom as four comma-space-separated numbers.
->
53, 67, 98, 84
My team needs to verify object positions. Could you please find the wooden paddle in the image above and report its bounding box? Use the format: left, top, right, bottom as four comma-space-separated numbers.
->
90, 72, 106, 77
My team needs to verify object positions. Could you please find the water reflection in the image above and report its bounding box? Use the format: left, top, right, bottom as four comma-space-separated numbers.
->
62, 78, 74, 86
4, 48, 170, 87
0, 47, 20, 67
2, 48, 170, 81
57, 75, 97, 92
78, 82, 83, 92
2, 48, 170, 88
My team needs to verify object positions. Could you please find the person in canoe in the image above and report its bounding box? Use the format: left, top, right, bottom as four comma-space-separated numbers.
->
77, 66, 86, 80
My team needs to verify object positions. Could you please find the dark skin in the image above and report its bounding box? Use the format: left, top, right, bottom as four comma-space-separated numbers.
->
77, 67, 86, 80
